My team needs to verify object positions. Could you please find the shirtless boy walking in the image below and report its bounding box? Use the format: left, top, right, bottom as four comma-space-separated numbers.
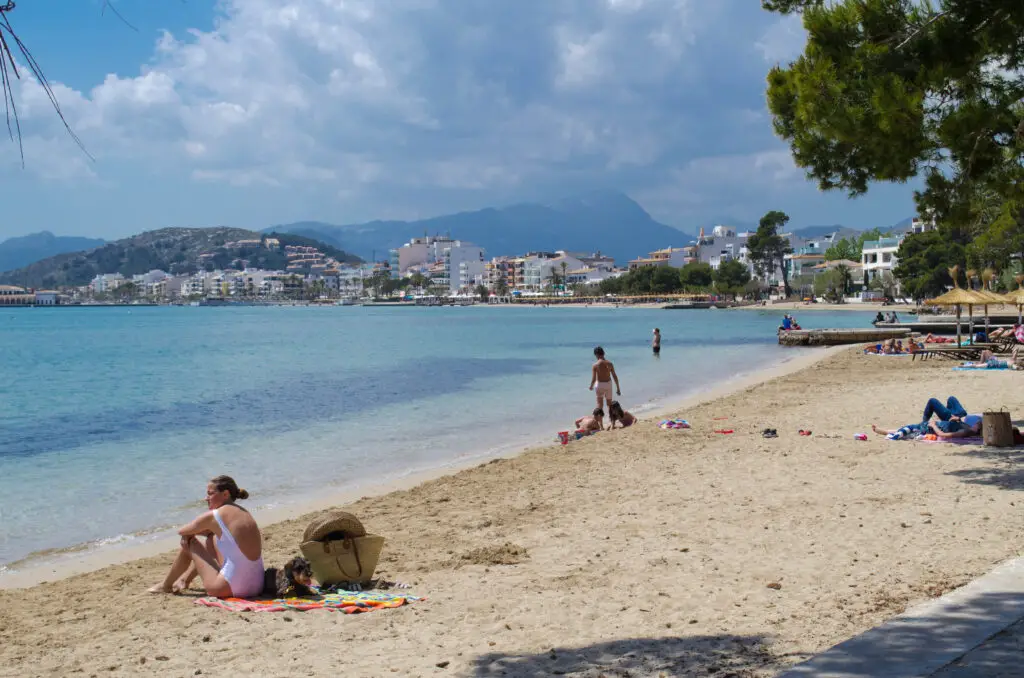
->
589, 346, 621, 410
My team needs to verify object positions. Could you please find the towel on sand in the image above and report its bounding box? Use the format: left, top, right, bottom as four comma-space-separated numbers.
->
195, 589, 422, 613
917, 437, 985, 445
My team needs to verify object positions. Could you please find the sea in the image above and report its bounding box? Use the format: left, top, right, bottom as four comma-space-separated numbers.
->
0, 305, 874, 573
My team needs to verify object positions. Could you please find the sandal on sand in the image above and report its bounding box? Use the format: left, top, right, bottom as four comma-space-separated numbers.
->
798, 430, 812, 436
762, 428, 778, 439
714, 429, 735, 435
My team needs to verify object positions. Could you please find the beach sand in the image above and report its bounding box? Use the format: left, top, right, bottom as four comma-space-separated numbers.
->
2, 348, 1023, 677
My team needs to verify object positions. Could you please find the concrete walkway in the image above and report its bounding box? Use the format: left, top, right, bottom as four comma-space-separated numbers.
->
930, 618, 1024, 678
778, 555, 1024, 678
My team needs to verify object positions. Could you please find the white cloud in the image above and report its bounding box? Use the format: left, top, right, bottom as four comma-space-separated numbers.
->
5, 0, 827, 225
755, 14, 806, 64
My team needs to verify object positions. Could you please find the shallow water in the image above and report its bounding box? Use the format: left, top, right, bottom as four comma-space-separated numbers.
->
0, 305, 873, 568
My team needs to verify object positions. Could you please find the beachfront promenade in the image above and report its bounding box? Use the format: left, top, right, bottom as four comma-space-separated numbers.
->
2, 346, 1022, 676
781, 556, 1024, 677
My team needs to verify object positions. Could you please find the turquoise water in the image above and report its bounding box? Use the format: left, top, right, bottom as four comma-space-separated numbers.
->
0, 306, 873, 570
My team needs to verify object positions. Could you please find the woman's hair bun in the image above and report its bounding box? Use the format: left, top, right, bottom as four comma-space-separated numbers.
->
237, 488, 250, 500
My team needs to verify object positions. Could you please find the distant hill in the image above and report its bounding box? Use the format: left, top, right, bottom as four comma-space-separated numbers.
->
269, 190, 697, 264
789, 224, 851, 240
886, 217, 915, 233
0, 228, 361, 289
0, 231, 105, 274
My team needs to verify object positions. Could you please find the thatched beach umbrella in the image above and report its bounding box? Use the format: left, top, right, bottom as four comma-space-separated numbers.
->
971, 268, 1005, 339
925, 266, 987, 345
1002, 275, 1024, 324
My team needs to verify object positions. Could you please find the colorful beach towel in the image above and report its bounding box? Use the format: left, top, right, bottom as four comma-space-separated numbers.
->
659, 419, 690, 430
917, 436, 986, 445
195, 589, 422, 613
953, 363, 1010, 371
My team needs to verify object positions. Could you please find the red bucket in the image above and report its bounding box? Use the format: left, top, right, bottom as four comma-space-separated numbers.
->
557, 431, 569, 445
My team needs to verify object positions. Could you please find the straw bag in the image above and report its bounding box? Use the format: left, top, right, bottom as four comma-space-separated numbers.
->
982, 411, 1014, 447
299, 511, 385, 585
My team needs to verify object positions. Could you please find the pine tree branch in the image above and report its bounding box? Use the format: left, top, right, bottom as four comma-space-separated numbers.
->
894, 11, 948, 50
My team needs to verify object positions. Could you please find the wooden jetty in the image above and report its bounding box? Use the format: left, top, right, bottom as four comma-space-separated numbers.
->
779, 328, 912, 347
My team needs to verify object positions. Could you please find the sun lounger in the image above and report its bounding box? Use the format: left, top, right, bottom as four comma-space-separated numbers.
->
912, 346, 986, 362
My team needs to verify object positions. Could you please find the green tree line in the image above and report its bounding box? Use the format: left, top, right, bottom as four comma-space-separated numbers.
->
596, 259, 752, 297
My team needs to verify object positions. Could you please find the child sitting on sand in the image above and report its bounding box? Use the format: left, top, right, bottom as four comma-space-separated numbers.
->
608, 401, 636, 429
575, 408, 605, 433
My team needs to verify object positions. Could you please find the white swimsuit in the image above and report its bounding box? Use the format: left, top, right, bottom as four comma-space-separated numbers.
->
213, 508, 264, 597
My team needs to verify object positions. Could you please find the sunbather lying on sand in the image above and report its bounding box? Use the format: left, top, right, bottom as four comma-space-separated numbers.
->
575, 408, 605, 433
871, 396, 984, 440
864, 338, 920, 355
960, 349, 1016, 369
924, 333, 954, 344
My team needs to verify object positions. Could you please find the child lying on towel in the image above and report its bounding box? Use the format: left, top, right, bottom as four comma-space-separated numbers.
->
575, 408, 605, 433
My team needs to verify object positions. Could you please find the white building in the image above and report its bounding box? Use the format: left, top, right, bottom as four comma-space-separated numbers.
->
696, 226, 755, 270
34, 290, 60, 305
388, 236, 452, 277
389, 236, 484, 293
628, 246, 694, 270
861, 236, 902, 282
909, 216, 937, 234
132, 269, 170, 287
90, 273, 125, 294
565, 266, 618, 286
445, 242, 486, 293
521, 252, 585, 289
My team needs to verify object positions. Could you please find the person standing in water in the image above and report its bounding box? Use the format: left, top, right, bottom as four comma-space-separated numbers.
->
652, 328, 661, 355
589, 346, 621, 410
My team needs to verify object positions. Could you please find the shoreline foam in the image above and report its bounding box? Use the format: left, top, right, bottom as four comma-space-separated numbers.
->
0, 345, 838, 590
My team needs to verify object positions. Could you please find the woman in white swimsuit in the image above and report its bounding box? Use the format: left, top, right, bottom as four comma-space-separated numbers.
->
149, 475, 265, 598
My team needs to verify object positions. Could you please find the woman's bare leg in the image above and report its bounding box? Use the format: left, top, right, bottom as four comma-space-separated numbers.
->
174, 564, 198, 593
148, 545, 193, 593
186, 537, 232, 598
871, 424, 894, 436
174, 536, 220, 592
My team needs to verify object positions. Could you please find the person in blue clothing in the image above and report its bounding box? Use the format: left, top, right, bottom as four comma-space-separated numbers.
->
921, 396, 984, 438
780, 314, 793, 331
871, 396, 984, 440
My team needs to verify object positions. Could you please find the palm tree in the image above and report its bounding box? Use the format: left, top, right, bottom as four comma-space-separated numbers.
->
546, 269, 562, 293
560, 261, 568, 292
835, 263, 853, 300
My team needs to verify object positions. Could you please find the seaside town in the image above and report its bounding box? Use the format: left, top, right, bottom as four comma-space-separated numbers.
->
5, 1, 1024, 678
0, 217, 934, 306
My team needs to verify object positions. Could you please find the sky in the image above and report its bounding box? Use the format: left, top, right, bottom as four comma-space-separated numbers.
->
0, 0, 919, 241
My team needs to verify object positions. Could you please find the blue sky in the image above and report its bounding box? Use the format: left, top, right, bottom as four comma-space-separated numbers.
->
0, 0, 918, 241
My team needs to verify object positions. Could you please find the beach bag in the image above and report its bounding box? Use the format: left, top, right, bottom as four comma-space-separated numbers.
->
982, 411, 1014, 448
299, 511, 385, 585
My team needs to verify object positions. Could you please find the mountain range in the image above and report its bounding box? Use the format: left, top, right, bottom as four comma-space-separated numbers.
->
268, 190, 698, 265
0, 190, 912, 282
0, 231, 106, 274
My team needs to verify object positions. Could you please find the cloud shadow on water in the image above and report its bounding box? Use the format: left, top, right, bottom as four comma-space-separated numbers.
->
0, 356, 541, 460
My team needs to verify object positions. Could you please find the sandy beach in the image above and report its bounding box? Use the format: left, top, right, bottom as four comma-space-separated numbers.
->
2, 347, 1023, 677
